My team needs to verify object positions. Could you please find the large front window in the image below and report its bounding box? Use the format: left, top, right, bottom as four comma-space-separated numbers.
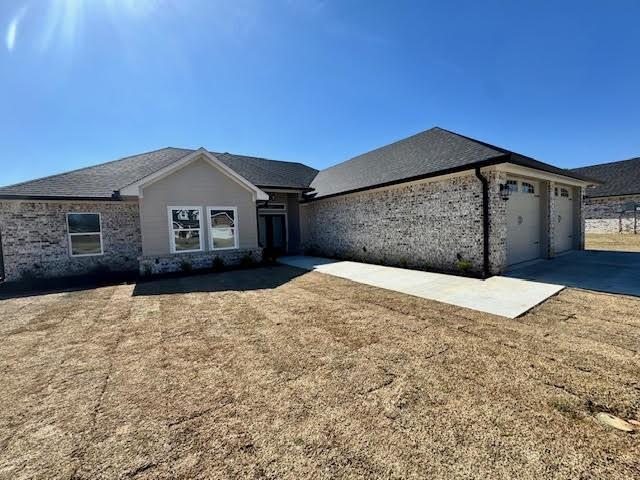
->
169, 207, 203, 253
208, 207, 238, 250
67, 213, 103, 256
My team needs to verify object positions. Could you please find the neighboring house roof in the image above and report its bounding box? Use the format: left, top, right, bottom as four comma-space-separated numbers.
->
308, 127, 593, 199
571, 157, 640, 198
0, 148, 319, 200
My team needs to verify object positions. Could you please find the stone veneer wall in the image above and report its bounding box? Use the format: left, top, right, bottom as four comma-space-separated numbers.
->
301, 171, 508, 276
576, 187, 586, 248
0, 200, 141, 282
583, 195, 640, 233
139, 248, 262, 275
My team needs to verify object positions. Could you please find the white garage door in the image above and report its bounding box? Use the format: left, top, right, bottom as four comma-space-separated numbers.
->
554, 185, 574, 253
506, 178, 542, 266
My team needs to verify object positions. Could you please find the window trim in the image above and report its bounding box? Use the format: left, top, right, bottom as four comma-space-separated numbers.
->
258, 202, 287, 211
67, 212, 104, 257
207, 206, 239, 251
560, 187, 570, 198
168, 206, 204, 254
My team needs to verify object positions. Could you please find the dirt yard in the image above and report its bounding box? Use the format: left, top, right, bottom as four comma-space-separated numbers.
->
586, 233, 640, 252
0, 266, 638, 479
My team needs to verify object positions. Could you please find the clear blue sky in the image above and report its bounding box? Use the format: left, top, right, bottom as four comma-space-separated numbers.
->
2, 0, 639, 186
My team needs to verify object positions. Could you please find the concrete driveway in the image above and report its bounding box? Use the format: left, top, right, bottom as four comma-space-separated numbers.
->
505, 250, 640, 297
279, 256, 563, 318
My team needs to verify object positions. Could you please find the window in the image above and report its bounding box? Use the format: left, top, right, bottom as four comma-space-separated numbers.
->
560, 188, 569, 198
521, 182, 535, 194
168, 207, 203, 253
67, 213, 103, 256
208, 207, 238, 250
554, 187, 559, 196
506, 179, 518, 192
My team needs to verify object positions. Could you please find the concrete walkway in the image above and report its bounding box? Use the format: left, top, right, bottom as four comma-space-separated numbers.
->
278, 256, 564, 318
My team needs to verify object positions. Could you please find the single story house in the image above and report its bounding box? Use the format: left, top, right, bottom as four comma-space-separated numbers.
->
571, 157, 640, 234
0, 127, 595, 282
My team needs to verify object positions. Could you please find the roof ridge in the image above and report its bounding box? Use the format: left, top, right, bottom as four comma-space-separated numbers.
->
433, 127, 517, 157
317, 126, 507, 175
571, 156, 640, 170
217, 151, 319, 172
217, 152, 303, 186
0, 147, 178, 190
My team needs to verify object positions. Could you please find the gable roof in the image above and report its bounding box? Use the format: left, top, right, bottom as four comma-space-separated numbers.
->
571, 157, 640, 198
307, 127, 593, 199
119, 148, 270, 200
0, 148, 319, 200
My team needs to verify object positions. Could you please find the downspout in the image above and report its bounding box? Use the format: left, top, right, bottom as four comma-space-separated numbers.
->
474, 167, 490, 278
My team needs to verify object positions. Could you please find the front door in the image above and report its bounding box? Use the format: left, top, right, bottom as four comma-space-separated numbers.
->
258, 214, 287, 255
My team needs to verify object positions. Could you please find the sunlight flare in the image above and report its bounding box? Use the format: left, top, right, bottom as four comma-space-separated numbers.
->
5, 7, 27, 52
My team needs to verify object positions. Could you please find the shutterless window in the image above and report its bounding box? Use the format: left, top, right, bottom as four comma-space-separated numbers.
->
560, 188, 569, 197
169, 207, 203, 253
208, 207, 238, 250
67, 213, 103, 256
521, 182, 535, 194
506, 179, 518, 192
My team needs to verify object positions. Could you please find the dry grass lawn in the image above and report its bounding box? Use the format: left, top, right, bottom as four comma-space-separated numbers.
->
586, 233, 640, 252
0, 266, 639, 479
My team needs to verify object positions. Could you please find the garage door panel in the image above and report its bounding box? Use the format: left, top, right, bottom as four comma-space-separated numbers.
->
555, 185, 574, 253
506, 178, 542, 266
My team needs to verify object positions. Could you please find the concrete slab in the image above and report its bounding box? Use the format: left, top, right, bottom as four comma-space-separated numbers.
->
505, 250, 640, 297
279, 256, 564, 318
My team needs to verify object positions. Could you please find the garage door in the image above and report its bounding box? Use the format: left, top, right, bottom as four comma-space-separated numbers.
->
506, 178, 542, 266
554, 185, 574, 253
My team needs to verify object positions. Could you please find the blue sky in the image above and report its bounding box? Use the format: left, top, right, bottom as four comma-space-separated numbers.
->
1, 0, 639, 186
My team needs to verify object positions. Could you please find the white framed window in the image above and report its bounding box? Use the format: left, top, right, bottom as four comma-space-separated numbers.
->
208, 207, 238, 250
554, 187, 559, 196
521, 182, 535, 194
67, 213, 103, 257
168, 207, 203, 253
506, 179, 518, 192
560, 188, 570, 198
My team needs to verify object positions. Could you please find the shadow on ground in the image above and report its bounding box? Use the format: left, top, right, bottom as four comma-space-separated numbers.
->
506, 250, 640, 297
0, 271, 138, 301
132, 264, 305, 296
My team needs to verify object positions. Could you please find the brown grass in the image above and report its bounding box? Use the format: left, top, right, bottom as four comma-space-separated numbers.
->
0, 266, 639, 479
586, 233, 640, 252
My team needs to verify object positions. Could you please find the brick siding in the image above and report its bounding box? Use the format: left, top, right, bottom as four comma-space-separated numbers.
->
0, 200, 141, 282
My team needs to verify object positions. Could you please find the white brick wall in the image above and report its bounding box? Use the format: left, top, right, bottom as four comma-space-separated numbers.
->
0, 200, 141, 282
301, 172, 508, 275
583, 195, 640, 233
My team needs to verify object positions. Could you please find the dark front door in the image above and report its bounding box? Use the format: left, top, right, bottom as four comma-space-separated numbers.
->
259, 214, 287, 255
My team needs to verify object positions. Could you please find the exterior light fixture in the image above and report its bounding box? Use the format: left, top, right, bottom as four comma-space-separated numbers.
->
499, 183, 511, 201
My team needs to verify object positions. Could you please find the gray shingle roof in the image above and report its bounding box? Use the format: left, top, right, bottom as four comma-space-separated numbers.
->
0, 148, 319, 199
0, 127, 594, 201
308, 127, 592, 199
571, 157, 640, 198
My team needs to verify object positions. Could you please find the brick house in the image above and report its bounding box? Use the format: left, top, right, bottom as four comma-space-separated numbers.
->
571, 157, 640, 234
0, 127, 595, 282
